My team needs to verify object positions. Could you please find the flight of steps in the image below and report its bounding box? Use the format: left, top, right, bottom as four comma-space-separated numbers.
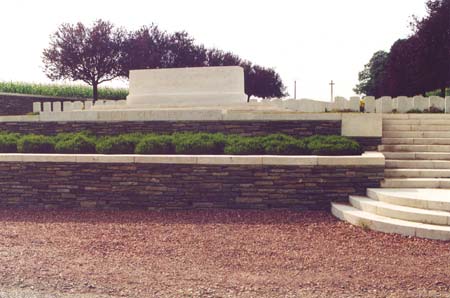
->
332, 114, 450, 241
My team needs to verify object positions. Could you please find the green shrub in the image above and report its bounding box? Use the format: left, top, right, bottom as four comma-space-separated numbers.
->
135, 135, 174, 154
0, 133, 20, 153
224, 136, 265, 155
17, 135, 55, 153
96, 134, 142, 154
261, 134, 308, 155
172, 133, 226, 154
305, 135, 362, 155
55, 134, 96, 154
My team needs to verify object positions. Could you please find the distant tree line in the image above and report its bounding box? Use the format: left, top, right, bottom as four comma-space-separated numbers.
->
43, 20, 287, 102
354, 0, 450, 98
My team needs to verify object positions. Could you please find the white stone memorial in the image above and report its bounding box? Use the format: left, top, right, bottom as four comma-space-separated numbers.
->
348, 97, 361, 112
396, 96, 413, 113
126, 66, 247, 107
414, 96, 430, 111
33, 102, 41, 113
363, 96, 375, 113
429, 96, 445, 111
446, 96, 450, 114
376, 97, 393, 113
43, 102, 52, 112
53, 102, 62, 113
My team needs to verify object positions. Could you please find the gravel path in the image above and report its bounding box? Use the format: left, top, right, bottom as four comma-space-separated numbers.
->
0, 210, 448, 298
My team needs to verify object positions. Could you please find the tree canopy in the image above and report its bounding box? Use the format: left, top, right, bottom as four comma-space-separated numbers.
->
355, 0, 450, 97
42, 20, 125, 102
43, 20, 287, 102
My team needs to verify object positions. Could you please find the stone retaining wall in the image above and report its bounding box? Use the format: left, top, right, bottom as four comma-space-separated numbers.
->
0, 153, 384, 211
0, 120, 341, 137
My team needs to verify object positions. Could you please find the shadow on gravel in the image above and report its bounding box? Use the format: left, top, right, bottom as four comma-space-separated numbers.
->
0, 209, 336, 225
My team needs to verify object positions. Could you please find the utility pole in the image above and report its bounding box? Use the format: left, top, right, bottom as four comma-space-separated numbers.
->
294, 80, 297, 99
329, 80, 335, 102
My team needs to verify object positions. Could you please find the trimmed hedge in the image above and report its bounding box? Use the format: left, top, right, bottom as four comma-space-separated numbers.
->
0, 131, 363, 155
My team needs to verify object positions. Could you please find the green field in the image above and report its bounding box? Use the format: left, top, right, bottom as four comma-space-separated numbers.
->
0, 81, 128, 100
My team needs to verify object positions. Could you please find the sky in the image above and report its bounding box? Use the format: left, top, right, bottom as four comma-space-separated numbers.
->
0, 0, 427, 101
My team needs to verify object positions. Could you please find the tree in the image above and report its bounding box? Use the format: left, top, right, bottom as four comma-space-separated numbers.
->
162, 31, 207, 68
244, 65, 287, 101
42, 20, 125, 102
119, 25, 170, 76
206, 49, 242, 66
354, 51, 389, 97
384, 37, 426, 97
412, 0, 450, 96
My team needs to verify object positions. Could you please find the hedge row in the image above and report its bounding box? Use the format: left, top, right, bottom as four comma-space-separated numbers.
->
0, 132, 363, 156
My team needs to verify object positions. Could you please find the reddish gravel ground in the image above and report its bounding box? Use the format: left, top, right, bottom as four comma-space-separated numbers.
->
0, 210, 449, 298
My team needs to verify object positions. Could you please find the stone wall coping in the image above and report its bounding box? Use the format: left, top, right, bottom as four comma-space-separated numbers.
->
0, 152, 385, 166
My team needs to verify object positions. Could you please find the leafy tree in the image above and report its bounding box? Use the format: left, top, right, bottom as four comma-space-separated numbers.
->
206, 49, 242, 66
119, 25, 170, 76
244, 65, 287, 101
384, 37, 426, 97
42, 20, 125, 102
354, 51, 389, 97
412, 0, 450, 96
162, 31, 207, 68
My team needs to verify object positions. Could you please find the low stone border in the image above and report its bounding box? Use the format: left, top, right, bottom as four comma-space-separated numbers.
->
0, 152, 384, 166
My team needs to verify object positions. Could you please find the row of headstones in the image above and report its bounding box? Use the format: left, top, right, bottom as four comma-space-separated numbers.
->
266, 97, 361, 112
373, 96, 450, 113
33, 100, 127, 113
33, 101, 90, 113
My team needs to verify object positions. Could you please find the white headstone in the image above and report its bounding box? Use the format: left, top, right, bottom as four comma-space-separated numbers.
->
43, 102, 52, 112
127, 66, 247, 106
349, 97, 360, 112
413, 96, 430, 112
396, 97, 414, 113
53, 102, 62, 112
446, 97, 450, 114
376, 97, 393, 113
429, 96, 445, 111
363, 96, 375, 113
333, 97, 347, 111
33, 102, 41, 113
297, 99, 327, 113
63, 101, 73, 112
84, 101, 93, 110
72, 101, 84, 110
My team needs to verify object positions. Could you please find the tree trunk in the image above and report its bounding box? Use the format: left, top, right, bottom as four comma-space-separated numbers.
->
247, 94, 251, 103
440, 87, 446, 97
92, 82, 99, 103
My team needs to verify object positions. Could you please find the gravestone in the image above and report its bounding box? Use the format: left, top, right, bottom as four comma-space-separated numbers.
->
429, 96, 445, 111
376, 97, 393, 113
348, 97, 360, 112
364, 96, 376, 113
53, 102, 62, 112
43, 102, 52, 112
396, 97, 413, 113
414, 96, 430, 112
33, 102, 41, 113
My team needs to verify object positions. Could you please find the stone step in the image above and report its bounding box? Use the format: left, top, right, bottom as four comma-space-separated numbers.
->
384, 119, 450, 125
383, 125, 450, 132
332, 203, 450, 241
381, 178, 450, 189
349, 196, 450, 225
382, 138, 450, 145
383, 152, 450, 160
385, 169, 450, 178
383, 131, 450, 138
386, 160, 450, 169
379, 145, 450, 152
367, 188, 450, 211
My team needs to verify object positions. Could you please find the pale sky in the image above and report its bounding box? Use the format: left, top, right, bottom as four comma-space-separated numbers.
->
0, 0, 427, 100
